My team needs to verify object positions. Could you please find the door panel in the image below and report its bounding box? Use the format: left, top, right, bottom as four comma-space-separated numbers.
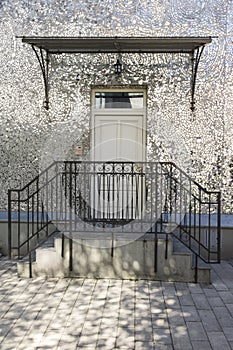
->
93, 115, 144, 161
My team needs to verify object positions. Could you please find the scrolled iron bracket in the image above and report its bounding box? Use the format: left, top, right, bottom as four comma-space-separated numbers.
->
190, 45, 205, 112
31, 45, 50, 110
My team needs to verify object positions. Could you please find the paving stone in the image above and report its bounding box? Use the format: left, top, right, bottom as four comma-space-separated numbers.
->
226, 304, 233, 317
135, 316, 153, 328
207, 331, 231, 350
219, 291, 233, 304
99, 326, 118, 338
96, 337, 116, 348
188, 283, 203, 294
78, 333, 98, 347
170, 325, 193, 350
181, 306, 200, 321
152, 344, 173, 350
135, 341, 155, 349
135, 329, 153, 341
186, 321, 208, 341
207, 296, 225, 307
178, 293, 194, 306
151, 313, 169, 328
153, 328, 172, 344
166, 308, 186, 326
191, 340, 212, 350
213, 306, 233, 327
198, 309, 221, 332
191, 294, 210, 310
115, 334, 134, 348
223, 327, 233, 341
57, 341, 78, 350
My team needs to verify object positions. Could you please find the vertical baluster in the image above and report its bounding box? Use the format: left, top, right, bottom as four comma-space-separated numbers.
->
45, 169, 49, 237
69, 162, 73, 240
217, 192, 221, 263
74, 162, 77, 231
18, 191, 21, 258
55, 162, 58, 230
198, 188, 202, 257
32, 192, 35, 248
36, 177, 39, 240
27, 187, 30, 256
8, 190, 12, 259
208, 193, 211, 262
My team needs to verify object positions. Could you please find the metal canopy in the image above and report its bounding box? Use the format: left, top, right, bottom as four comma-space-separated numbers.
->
21, 36, 211, 54
20, 36, 212, 110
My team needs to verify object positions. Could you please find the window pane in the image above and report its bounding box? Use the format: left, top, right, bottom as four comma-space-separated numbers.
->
95, 92, 144, 109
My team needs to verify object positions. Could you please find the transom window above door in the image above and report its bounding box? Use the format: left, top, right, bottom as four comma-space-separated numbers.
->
94, 91, 144, 109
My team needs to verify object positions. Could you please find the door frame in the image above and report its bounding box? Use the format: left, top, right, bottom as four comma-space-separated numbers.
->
90, 87, 147, 162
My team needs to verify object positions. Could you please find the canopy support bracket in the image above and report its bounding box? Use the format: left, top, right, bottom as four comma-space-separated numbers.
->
190, 45, 205, 112
32, 45, 50, 110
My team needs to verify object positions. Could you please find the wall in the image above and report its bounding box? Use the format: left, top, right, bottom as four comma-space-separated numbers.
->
0, 0, 232, 212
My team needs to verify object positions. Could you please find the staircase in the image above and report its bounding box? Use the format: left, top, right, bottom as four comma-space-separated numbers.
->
9, 161, 221, 284
17, 231, 211, 283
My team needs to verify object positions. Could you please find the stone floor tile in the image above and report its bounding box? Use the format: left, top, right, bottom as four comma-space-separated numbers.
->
115, 334, 134, 348
198, 309, 221, 332
188, 283, 203, 294
223, 327, 233, 341
181, 306, 200, 321
153, 345, 174, 350
77, 333, 98, 347
96, 337, 116, 348
186, 321, 208, 341
135, 341, 155, 349
166, 308, 186, 326
191, 294, 210, 310
135, 316, 152, 328
117, 317, 135, 328
213, 306, 233, 327
151, 313, 169, 328
208, 296, 225, 307
57, 341, 78, 350
191, 340, 212, 350
226, 304, 233, 317
153, 328, 172, 344
135, 329, 153, 341
219, 291, 233, 304
170, 325, 192, 350
207, 331, 231, 350
178, 293, 194, 306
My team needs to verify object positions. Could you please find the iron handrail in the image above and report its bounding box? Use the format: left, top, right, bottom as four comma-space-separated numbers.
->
8, 161, 221, 278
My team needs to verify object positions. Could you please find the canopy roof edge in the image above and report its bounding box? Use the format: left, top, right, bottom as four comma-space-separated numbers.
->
20, 36, 212, 54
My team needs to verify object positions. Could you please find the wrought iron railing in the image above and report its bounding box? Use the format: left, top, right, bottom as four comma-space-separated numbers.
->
8, 161, 221, 277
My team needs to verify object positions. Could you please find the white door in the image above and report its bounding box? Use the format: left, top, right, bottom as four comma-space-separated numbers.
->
90, 90, 146, 220
93, 114, 144, 161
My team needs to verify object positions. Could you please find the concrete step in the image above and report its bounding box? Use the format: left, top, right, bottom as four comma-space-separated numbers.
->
18, 231, 211, 283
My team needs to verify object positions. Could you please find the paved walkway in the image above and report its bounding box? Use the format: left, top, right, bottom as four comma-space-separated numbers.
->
0, 258, 233, 350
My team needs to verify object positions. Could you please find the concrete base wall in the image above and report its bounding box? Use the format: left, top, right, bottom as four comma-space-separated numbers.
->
18, 235, 211, 283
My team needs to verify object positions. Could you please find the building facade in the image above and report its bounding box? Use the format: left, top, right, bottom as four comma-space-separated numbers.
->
0, 0, 233, 213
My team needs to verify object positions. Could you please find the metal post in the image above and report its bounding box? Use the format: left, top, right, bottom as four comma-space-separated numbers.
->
8, 190, 12, 259
217, 192, 221, 263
